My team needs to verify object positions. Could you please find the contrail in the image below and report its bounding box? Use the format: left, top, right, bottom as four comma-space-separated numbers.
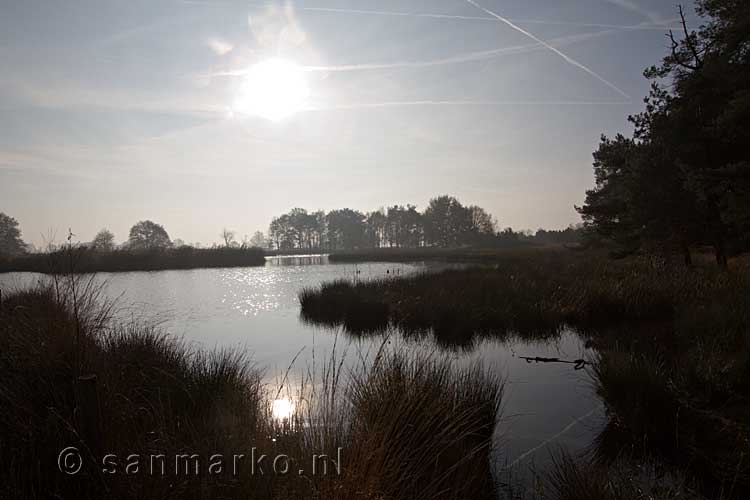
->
304, 29, 619, 72
303, 100, 630, 112
465, 0, 631, 99
604, 0, 665, 26
303, 6, 493, 22
210, 28, 625, 77
301, 6, 674, 30
504, 406, 602, 469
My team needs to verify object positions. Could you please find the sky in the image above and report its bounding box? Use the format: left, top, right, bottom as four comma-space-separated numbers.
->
0, 0, 696, 247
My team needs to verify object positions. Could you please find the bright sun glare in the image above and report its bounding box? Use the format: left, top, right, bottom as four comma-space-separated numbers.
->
272, 397, 296, 421
232, 58, 309, 121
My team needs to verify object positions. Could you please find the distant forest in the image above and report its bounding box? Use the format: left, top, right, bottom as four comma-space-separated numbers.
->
0, 197, 581, 260
267, 195, 582, 251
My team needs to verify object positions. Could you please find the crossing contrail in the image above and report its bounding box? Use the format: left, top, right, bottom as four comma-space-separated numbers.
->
301, 6, 673, 30
303, 29, 620, 72
465, 0, 631, 99
210, 28, 626, 77
604, 0, 666, 26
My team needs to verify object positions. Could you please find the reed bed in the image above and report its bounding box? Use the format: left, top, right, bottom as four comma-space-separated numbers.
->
300, 250, 750, 498
0, 281, 503, 500
0, 245, 266, 273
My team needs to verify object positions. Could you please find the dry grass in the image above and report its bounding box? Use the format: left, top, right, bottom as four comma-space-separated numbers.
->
300, 250, 750, 497
0, 281, 503, 500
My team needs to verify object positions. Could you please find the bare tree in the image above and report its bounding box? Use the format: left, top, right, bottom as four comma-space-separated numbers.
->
221, 228, 236, 247
249, 231, 267, 248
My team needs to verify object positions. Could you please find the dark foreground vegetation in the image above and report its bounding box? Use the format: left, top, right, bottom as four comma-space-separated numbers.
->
0, 281, 501, 500
0, 246, 266, 273
300, 249, 750, 498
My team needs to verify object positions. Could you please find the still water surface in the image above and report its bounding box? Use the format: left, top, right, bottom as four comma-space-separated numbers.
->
0, 255, 605, 479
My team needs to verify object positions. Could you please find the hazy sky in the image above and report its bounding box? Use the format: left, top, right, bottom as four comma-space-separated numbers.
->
0, 0, 693, 247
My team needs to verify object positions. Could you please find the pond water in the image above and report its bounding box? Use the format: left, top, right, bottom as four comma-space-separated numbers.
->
0, 255, 605, 488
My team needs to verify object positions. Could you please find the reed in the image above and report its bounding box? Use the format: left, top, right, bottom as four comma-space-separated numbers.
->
0, 282, 503, 499
300, 250, 750, 496
0, 246, 266, 273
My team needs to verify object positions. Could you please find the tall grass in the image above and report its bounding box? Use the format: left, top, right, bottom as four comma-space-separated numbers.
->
300, 252, 707, 342
300, 250, 750, 496
0, 282, 503, 499
541, 452, 704, 500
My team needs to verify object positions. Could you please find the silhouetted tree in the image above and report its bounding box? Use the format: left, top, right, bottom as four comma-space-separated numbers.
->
128, 221, 171, 250
221, 228, 237, 247
533, 225, 584, 245
383, 205, 423, 248
0, 212, 26, 256
423, 196, 472, 247
326, 209, 366, 250
269, 215, 294, 250
467, 205, 496, 245
91, 228, 115, 252
578, 1, 750, 267
365, 209, 387, 248
268, 209, 325, 250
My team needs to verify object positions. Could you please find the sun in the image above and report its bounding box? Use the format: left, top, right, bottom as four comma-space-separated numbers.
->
232, 58, 309, 121
272, 397, 296, 421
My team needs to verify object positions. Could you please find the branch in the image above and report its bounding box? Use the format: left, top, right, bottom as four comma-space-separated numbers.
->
668, 30, 698, 71
679, 5, 703, 69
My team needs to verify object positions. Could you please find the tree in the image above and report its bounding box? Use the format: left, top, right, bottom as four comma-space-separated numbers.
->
365, 209, 387, 248
269, 215, 295, 250
577, 135, 645, 252
221, 228, 237, 247
383, 205, 424, 248
467, 205, 496, 245
91, 228, 115, 252
0, 212, 26, 256
249, 231, 267, 248
128, 221, 171, 250
423, 195, 471, 247
578, 1, 750, 267
655, 1, 750, 266
325, 209, 366, 250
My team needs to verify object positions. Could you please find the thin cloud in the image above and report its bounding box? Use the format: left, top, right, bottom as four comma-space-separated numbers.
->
465, 0, 631, 99
207, 38, 234, 55
604, 0, 665, 26
3, 77, 224, 118
302, 6, 674, 30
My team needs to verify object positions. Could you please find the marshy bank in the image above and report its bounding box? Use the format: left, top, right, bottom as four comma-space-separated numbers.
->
0, 245, 266, 273
300, 250, 750, 498
328, 245, 555, 264
0, 282, 502, 500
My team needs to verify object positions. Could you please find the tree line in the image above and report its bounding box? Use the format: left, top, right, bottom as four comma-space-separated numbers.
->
266, 195, 581, 251
0, 200, 583, 259
0, 218, 193, 255
578, 0, 750, 268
